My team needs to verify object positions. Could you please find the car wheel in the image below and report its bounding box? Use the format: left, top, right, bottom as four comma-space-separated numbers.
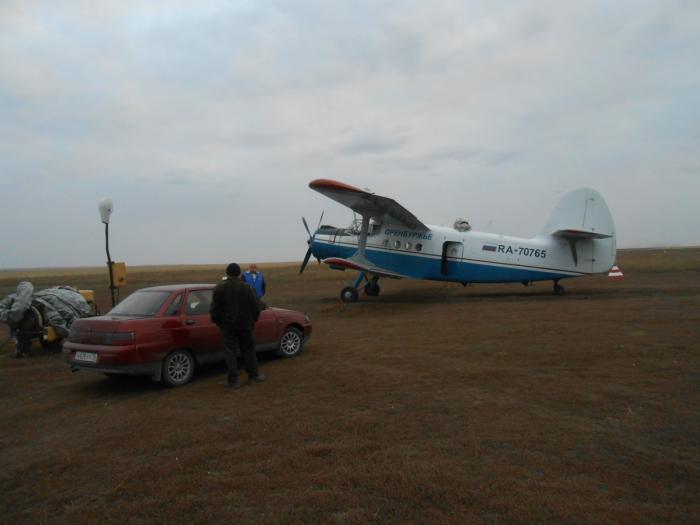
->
162, 349, 195, 387
277, 327, 304, 358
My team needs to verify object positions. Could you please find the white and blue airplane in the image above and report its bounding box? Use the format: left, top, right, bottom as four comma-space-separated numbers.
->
300, 179, 617, 302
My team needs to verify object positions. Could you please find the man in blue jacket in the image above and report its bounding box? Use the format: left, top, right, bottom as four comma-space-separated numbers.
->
242, 263, 266, 299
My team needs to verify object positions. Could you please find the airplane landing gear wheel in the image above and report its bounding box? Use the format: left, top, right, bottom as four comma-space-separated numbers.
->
364, 281, 380, 297
553, 283, 565, 295
340, 287, 359, 303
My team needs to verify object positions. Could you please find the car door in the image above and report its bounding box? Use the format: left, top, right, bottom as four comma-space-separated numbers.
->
254, 308, 279, 349
183, 288, 222, 361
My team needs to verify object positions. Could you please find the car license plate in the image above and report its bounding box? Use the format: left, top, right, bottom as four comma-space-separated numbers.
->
75, 351, 98, 363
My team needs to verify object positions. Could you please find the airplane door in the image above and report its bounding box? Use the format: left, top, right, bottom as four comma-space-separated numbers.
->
441, 241, 464, 275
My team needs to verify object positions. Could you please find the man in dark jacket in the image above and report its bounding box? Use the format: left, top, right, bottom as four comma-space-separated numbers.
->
210, 262, 265, 389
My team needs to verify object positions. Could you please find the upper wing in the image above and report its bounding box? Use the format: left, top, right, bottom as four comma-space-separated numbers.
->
309, 179, 429, 231
323, 257, 404, 279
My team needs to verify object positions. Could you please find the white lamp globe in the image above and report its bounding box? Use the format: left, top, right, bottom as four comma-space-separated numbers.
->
99, 197, 113, 224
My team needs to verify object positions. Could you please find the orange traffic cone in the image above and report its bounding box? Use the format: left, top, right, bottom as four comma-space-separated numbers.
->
608, 265, 624, 278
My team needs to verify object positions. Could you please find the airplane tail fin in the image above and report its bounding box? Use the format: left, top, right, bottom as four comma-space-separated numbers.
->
542, 188, 616, 273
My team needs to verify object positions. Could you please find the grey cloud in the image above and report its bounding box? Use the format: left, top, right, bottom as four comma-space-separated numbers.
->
1, 1, 699, 266
483, 151, 520, 166
426, 147, 520, 166
232, 131, 288, 149
338, 135, 408, 156
369, 148, 521, 176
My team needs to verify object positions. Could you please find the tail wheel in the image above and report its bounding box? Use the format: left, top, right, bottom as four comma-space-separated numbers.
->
277, 327, 304, 358
340, 287, 359, 303
162, 349, 195, 387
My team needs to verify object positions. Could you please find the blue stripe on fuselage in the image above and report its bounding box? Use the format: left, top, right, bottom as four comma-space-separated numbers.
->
312, 240, 576, 283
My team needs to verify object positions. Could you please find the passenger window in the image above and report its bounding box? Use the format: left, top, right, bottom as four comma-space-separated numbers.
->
185, 290, 213, 315
165, 293, 183, 316
416, 243, 422, 252
405, 242, 412, 250
383, 239, 389, 247
394, 240, 401, 248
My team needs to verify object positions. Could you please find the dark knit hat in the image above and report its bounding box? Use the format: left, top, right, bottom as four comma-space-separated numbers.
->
226, 262, 241, 276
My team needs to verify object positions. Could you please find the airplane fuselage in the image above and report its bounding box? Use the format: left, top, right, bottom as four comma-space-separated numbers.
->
312, 223, 614, 284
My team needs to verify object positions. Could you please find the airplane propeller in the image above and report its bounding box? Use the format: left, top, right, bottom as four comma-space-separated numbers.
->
299, 211, 324, 274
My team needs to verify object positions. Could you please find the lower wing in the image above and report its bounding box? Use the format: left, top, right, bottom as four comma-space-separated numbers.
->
323, 257, 404, 279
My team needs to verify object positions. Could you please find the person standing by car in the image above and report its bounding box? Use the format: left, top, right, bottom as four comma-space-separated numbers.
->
210, 263, 265, 389
241, 263, 266, 299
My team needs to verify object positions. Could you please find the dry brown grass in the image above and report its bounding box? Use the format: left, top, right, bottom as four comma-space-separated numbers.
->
0, 248, 699, 524
616, 246, 700, 273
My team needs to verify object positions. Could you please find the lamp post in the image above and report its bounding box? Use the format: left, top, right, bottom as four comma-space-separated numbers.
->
98, 197, 116, 307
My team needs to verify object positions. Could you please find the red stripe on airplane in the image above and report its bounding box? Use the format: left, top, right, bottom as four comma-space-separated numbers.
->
323, 258, 366, 271
309, 179, 365, 193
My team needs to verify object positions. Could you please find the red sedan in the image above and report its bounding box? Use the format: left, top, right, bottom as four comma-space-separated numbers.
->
63, 284, 312, 387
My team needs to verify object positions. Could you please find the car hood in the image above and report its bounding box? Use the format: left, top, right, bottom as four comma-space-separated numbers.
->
266, 307, 306, 319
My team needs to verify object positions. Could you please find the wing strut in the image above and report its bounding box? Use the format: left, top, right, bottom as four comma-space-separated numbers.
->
357, 214, 370, 260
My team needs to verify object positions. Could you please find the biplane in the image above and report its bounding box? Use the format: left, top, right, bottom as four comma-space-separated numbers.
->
301, 179, 617, 302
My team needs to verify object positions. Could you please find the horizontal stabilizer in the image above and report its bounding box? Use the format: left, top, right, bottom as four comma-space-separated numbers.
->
323, 257, 404, 279
553, 229, 613, 240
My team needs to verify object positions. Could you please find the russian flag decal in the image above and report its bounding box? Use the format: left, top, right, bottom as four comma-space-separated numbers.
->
482, 244, 497, 252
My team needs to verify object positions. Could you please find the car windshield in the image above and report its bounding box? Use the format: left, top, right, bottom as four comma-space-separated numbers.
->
108, 291, 172, 317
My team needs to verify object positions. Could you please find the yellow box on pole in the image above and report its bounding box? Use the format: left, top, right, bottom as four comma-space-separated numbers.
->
111, 262, 128, 288
79, 290, 95, 302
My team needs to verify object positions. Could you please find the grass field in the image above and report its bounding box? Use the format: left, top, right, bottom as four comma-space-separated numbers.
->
1, 249, 699, 524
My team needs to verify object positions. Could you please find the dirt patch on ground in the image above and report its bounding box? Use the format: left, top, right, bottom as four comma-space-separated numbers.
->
1, 250, 699, 524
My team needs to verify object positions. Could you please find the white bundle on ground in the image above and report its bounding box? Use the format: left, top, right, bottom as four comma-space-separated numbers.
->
0, 282, 92, 336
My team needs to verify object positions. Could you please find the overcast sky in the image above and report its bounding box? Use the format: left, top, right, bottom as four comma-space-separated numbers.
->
1, 0, 698, 268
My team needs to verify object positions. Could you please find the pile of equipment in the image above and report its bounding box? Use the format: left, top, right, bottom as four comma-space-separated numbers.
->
0, 282, 94, 358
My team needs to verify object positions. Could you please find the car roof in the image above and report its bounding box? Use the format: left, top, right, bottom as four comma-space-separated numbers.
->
136, 284, 215, 292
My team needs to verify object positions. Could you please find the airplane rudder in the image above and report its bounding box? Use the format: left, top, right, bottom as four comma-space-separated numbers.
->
593, 236, 617, 273
542, 188, 615, 238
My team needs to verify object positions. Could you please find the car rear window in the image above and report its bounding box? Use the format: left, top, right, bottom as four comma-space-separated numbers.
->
108, 291, 172, 317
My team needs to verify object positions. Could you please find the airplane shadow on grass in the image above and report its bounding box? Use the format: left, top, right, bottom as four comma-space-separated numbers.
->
315, 283, 682, 306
